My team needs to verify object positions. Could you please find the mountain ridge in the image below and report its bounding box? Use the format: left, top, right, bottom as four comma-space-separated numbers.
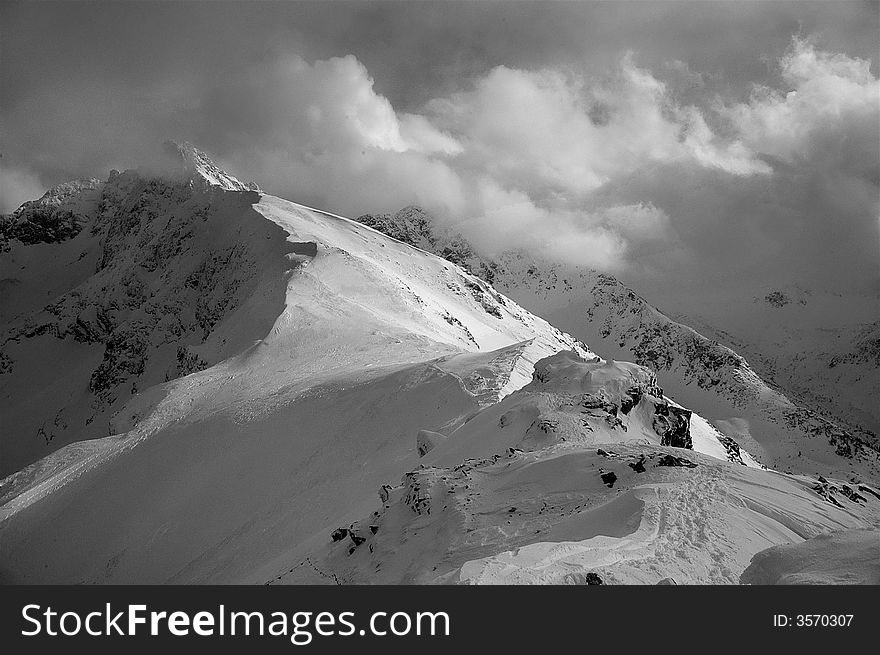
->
1, 148, 877, 586
353, 206, 880, 480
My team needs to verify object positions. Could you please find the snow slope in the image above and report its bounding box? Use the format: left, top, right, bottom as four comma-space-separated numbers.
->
353, 207, 880, 482
274, 350, 880, 585
740, 528, 880, 585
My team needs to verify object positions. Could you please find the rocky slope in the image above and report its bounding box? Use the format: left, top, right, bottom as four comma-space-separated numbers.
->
680, 289, 880, 440
1, 145, 281, 476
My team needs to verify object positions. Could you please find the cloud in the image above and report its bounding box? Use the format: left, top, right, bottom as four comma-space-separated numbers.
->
198, 50, 769, 271
382, 51, 770, 268
722, 37, 879, 164
402, 39, 876, 289
2, 21, 875, 292
181, 54, 469, 219
0, 165, 46, 213
427, 56, 768, 199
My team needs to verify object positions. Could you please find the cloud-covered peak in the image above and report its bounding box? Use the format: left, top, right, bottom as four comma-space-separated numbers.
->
163, 141, 261, 192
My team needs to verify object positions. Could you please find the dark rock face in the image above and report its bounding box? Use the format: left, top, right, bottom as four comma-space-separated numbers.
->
0, 158, 298, 475
333, 523, 376, 553
1, 207, 87, 247
598, 448, 699, 471
4, 175, 266, 411
811, 479, 844, 507
652, 402, 692, 449
840, 485, 867, 503
584, 572, 604, 585
458, 276, 505, 318
656, 454, 697, 468
537, 418, 558, 433
0, 179, 103, 250
563, 571, 605, 585
600, 471, 617, 488
812, 476, 873, 506
628, 456, 646, 473
620, 387, 642, 415
764, 290, 791, 307
716, 434, 747, 465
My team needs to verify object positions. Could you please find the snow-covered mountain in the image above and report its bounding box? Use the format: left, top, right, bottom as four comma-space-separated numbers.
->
1, 149, 877, 585
676, 287, 880, 440
355, 207, 880, 482
1, 145, 273, 477
0, 145, 593, 582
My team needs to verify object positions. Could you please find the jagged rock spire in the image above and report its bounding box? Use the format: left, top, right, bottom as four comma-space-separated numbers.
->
163, 140, 261, 192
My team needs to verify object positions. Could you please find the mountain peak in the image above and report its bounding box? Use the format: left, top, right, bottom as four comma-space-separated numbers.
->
162, 140, 261, 193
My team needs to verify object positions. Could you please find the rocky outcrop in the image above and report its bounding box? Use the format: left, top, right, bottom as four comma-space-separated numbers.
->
164, 141, 261, 193
811, 476, 872, 507
563, 571, 604, 585
656, 454, 697, 468
10, 175, 265, 407
653, 402, 692, 449
600, 471, 617, 488
1, 179, 103, 250
355, 206, 438, 252
599, 448, 697, 470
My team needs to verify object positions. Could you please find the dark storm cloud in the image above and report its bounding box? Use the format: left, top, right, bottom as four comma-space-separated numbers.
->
1, 1, 877, 293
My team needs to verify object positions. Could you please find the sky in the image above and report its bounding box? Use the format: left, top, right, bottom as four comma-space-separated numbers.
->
1, 1, 878, 298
